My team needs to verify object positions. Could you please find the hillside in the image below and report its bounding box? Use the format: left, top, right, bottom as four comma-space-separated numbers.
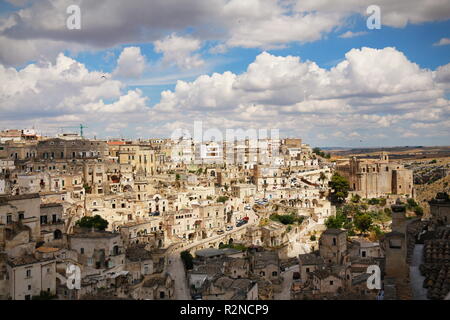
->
415, 174, 450, 217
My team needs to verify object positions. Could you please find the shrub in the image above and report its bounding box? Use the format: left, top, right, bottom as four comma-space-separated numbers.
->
217, 196, 229, 203
75, 215, 108, 231
351, 194, 361, 203
354, 214, 373, 234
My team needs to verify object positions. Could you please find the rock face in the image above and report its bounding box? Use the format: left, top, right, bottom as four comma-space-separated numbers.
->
415, 174, 450, 217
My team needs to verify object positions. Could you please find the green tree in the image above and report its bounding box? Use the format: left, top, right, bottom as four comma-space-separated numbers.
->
325, 212, 346, 229
75, 215, 108, 231
414, 206, 424, 217
175, 173, 180, 181
329, 172, 350, 204
217, 196, 229, 203
351, 194, 361, 203
354, 214, 373, 234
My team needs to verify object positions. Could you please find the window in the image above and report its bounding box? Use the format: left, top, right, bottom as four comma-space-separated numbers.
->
333, 237, 336, 246
306, 268, 310, 273
361, 251, 366, 258
272, 271, 278, 277
330, 281, 334, 285
80, 248, 84, 254
26, 269, 31, 278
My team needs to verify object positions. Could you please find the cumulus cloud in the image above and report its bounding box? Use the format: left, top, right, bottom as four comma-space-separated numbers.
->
0, 53, 149, 132
154, 34, 204, 70
149, 47, 449, 144
0, 0, 449, 65
113, 47, 146, 79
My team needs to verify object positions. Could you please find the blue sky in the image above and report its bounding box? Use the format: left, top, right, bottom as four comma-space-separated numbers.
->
0, 0, 449, 147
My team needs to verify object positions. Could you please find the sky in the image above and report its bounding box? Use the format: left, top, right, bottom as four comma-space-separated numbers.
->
0, 0, 449, 147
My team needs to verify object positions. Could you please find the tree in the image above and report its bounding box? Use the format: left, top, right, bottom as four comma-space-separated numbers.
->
180, 250, 194, 270
354, 214, 373, 234
217, 196, 229, 203
351, 194, 361, 203
83, 183, 92, 194
414, 206, 424, 217
329, 172, 350, 204
325, 211, 346, 229
75, 215, 108, 231
175, 173, 180, 181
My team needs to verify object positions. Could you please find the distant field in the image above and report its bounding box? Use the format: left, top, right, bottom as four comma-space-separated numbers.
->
328, 146, 450, 160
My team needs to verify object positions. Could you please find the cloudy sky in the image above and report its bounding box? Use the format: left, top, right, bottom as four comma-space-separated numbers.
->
0, 0, 449, 147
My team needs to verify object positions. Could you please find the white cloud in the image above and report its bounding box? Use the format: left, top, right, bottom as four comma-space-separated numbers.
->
0, 0, 449, 65
149, 47, 449, 143
0, 53, 148, 121
433, 37, 450, 46
113, 47, 146, 79
339, 31, 367, 38
154, 33, 204, 70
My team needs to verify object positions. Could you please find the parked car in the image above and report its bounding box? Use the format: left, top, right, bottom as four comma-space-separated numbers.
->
226, 226, 233, 231
216, 230, 225, 235
244, 205, 251, 210
242, 216, 249, 221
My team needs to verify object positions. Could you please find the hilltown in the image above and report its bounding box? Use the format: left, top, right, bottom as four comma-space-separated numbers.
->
0, 129, 448, 300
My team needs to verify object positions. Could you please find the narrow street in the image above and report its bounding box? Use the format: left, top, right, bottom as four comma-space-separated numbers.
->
409, 244, 428, 300
166, 208, 260, 300
167, 250, 190, 300
274, 265, 297, 300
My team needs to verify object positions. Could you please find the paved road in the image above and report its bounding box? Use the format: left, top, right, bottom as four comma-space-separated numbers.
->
274, 265, 297, 300
409, 244, 428, 300
166, 209, 260, 300
167, 250, 190, 300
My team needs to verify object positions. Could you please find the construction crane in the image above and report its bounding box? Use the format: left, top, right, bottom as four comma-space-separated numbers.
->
59, 124, 88, 138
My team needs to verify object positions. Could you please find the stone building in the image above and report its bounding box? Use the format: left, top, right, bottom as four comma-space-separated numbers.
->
429, 192, 450, 225
336, 152, 414, 198
6, 254, 57, 300
319, 229, 348, 265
